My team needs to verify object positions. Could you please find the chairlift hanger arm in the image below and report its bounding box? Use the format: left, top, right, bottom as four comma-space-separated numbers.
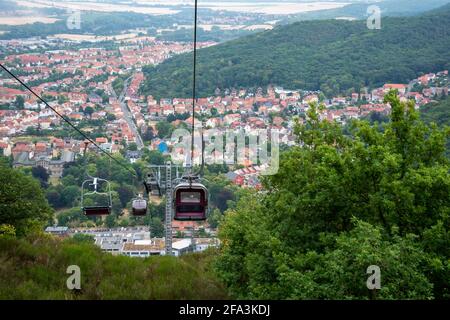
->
81, 177, 113, 216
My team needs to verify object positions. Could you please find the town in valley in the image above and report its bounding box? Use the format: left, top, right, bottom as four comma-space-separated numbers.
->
1, 0, 449, 258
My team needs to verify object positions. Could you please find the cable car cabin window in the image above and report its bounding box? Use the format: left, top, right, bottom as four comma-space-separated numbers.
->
177, 204, 204, 213
180, 191, 202, 203
132, 199, 147, 210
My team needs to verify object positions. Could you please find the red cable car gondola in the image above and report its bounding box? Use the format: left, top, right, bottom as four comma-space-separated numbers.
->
173, 181, 208, 221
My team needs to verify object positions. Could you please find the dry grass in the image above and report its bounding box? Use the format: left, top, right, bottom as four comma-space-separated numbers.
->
0, 16, 60, 26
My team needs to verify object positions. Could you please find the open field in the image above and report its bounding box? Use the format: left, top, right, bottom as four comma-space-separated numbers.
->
15, 0, 180, 15
50, 33, 139, 42
14, 0, 350, 16
201, 2, 350, 14
15, 0, 50, 9
0, 16, 60, 25
136, 1, 350, 15
175, 23, 274, 31
243, 24, 274, 31
202, 24, 274, 31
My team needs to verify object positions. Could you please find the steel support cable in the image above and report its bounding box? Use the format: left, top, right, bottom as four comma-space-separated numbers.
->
190, 0, 205, 179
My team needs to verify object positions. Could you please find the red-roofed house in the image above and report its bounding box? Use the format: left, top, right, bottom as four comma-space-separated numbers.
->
383, 84, 407, 94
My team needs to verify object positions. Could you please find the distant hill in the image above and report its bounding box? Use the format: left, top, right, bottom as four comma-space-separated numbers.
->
285, 0, 450, 21
0, 0, 19, 11
141, 4, 450, 99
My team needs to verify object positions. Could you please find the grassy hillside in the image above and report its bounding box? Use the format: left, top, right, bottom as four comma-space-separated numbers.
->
141, 5, 450, 99
0, 235, 228, 299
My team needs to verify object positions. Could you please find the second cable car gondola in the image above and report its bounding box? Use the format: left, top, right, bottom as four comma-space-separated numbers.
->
131, 194, 148, 216
173, 180, 208, 221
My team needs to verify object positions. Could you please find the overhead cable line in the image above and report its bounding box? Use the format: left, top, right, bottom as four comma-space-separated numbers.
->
189, 0, 205, 175
191, 0, 198, 168
0, 63, 137, 177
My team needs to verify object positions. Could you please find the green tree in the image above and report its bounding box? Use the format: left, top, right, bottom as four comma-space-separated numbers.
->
61, 185, 80, 207
0, 155, 12, 168
31, 166, 49, 188
117, 184, 135, 208
57, 95, 68, 104
216, 92, 450, 299
206, 175, 236, 213
105, 214, 117, 228
148, 200, 165, 220
72, 233, 95, 243
142, 127, 155, 142
112, 77, 124, 95
276, 219, 433, 299
207, 208, 222, 229
156, 121, 173, 139
143, 149, 165, 165
61, 174, 77, 187
84, 106, 94, 118
210, 107, 218, 116
46, 185, 64, 209
57, 207, 88, 227
127, 143, 138, 152
150, 217, 164, 238
0, 164, 53, 236
14, 96, 25, 109
0, 224, 16, 238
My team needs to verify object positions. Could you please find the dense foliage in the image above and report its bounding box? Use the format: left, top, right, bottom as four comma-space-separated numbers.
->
0, 235, 227, 299
421, 96, 450, 156
421, 96, 450, 127
157, 27, 254, 43
141, 5, 450, 99
0, 8, 261, 42
0, 162, 53, 236
0, 12, 164, 40
215, 92, 450, 299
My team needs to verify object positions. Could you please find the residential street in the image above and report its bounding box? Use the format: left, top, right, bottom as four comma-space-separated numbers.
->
111, 76, 145, 150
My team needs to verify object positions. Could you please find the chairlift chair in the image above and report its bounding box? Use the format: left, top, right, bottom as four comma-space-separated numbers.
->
81, 177, 112, 216
173, 179, 209, 221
